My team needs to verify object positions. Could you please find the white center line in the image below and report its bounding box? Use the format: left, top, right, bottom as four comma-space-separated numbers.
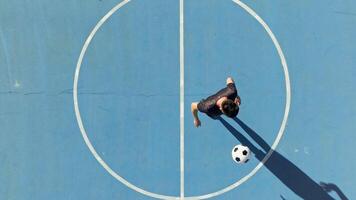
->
179, 0, 185, 199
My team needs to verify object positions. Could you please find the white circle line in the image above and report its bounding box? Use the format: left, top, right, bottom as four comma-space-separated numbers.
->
73, 0, 291, 199
73, 0, 179, 199
187, 0, 291, 199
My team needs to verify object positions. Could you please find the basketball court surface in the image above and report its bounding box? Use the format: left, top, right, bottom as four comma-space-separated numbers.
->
1, 0, 355, 199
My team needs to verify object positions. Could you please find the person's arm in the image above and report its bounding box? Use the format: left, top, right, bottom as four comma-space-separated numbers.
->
226, 77, 235, 85
191, 102, 201, 127
226, 77, 240, 105
234, 96, 241, 106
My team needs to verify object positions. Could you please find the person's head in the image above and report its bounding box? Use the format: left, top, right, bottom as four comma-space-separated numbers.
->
220, 99, 239, 118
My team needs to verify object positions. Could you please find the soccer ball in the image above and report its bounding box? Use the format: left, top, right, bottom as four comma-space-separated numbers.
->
231, 144, 251, 164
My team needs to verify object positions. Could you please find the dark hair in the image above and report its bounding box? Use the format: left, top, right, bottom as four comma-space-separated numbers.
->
221, 99, 239, 118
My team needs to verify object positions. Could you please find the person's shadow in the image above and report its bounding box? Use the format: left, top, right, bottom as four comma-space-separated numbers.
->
218, 117, 348, 200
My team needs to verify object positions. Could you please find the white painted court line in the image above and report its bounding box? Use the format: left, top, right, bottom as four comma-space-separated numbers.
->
73, 0, 179, 199
184, 0, 291, 199
73, 0, 290, 199
179, 0, 185, 199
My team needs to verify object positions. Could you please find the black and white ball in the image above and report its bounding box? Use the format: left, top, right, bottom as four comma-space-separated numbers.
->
231, 144, 251, 164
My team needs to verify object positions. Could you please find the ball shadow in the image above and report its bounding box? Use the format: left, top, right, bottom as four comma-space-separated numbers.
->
217, 117, 348, 200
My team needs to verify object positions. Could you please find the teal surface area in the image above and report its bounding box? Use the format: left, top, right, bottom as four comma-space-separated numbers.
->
0, 0, 355, 199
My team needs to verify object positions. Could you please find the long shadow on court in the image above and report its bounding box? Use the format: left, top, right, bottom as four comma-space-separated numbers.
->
218, 117, 348, 200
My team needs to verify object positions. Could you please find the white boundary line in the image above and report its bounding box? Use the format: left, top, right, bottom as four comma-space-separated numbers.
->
73, 0, 291, 199
179, 0, 185, 199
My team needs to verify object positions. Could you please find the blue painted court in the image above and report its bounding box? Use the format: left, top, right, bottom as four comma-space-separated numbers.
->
1, 0, 356, 199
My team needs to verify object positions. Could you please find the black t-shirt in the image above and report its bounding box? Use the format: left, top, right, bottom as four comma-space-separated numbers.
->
197, 83, 238, 118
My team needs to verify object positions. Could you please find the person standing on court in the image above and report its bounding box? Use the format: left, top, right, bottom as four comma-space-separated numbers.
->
191, 77, 241, 127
